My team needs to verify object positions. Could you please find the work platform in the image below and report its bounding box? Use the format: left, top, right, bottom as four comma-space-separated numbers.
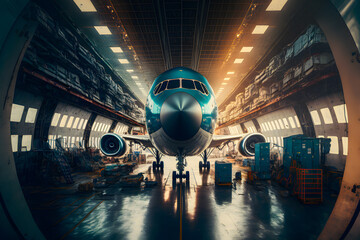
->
22, 156, 336, 240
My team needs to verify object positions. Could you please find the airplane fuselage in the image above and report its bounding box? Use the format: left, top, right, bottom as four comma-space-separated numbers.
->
145, 67, 217, 156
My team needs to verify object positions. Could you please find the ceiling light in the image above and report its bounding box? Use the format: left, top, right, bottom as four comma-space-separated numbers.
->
221, 82, 227, 85
94, 26, 112, 35
266, 0, 288, 11
136, 82, 141, 86
224, 78, 230, 80
127, 69, 134, 73
110, 47, 123, 53
118, 59, 129, 64
219, 88, 224, 90
252, 25, 269, 34
240, 47, 253, 52
131, 76, 138, 79
234, 58, 244, 64
227, 72, 235, 75
73, 0, 97, 12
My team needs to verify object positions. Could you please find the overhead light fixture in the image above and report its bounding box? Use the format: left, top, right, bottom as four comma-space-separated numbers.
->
240, 47, 253, 52
266, 0, 288, 11
227, 72, 235, 75
221, 82, 228, 85
127, 69, 134, 73
94, 26, 112, 35
118, 59, 129, 64
252, 25, 269, 34
131, 76, 138, 79
136, 82, 141, 86
219, 87, 224, 90
234, 58, 244, 64
73, 0, 97, 12
110, 47, 123, 53
224, 78, 230, 80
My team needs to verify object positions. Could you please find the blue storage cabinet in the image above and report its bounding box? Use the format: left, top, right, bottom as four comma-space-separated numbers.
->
283, 135, 323, 177
254, 143, 271, 179
215, 161, 232, 185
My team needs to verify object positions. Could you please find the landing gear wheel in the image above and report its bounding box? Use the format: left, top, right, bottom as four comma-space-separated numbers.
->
160, 161, 164, 171
199, 161, 203, 170
206, 161, 210, 171
186, 171, 190, 183
153, 161, 157, 171
172, 171, 177, 186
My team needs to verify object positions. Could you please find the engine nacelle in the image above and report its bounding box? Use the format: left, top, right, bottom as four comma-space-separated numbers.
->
238, 133, 266, 157
100, 133, 128, 157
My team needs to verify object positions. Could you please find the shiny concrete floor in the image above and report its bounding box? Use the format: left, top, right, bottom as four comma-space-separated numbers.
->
23, 156, 336, 240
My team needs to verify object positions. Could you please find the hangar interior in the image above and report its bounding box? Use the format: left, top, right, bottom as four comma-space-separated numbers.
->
1, 0, 360, 239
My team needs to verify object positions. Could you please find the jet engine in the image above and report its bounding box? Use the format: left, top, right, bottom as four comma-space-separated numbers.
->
100, 133, 128, 157
238, 133, 266, 157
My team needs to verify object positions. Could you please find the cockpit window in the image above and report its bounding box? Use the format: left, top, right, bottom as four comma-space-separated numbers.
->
158, 81, 168, 94
167, 79, 180, 89
153, 78, 209, 96
182, 79, 195, 89
194, 81, 205, 94
201, 83, 209, 95
153, 83, 161, 94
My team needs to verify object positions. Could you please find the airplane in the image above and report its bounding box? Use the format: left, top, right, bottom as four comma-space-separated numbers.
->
99, 67, 266, 185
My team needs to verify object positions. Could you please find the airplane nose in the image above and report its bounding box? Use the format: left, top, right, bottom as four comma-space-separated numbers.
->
160, 92, 202, 141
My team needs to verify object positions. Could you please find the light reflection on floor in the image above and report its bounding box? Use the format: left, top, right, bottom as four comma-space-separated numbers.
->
23, 156, 336, 240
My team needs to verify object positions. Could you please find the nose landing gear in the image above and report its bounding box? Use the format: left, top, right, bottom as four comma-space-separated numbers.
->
172, 154, 189, 185
199, 150, 210, 171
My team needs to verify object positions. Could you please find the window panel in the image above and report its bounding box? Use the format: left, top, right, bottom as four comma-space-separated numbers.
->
72, 117, 80, 129
66, 116, 74, 128
51, 113, 61, 127
10, 104, 24, 122
320, 108, 333, 124
278, 119, 284, 129
282, 118, 290, 129
310, 110, 321, 125
342, 137, 348, 155
82, 119, 88, 129
25, 108, 38, 123
59, 115, 68, 127
288, 117, 296, 128
11, 135, 18, 152
167, 79, 180, 89
328, 136, 339, 154
294, 116, 301, 128
333, 104, 348, 123
274, 120, 280, 130
182, 79, 195, 89
21, 135, 32, 151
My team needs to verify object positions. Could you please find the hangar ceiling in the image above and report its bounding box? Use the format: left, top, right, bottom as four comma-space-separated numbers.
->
53, 0, 309, 105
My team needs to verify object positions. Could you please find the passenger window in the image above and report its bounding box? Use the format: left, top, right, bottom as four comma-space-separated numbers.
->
158, 81, 168, 93
182, 79, 195, 89
167, 79, 180, 89
194, 81, 205, 93
201, 83, 209, 94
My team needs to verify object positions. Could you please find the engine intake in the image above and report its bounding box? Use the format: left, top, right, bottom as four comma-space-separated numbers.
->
100, 133, 128, 157
238, 133, 266, 157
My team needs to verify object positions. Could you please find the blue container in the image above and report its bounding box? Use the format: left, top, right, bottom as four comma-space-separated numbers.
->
283, 135, 323, 177
215, 161, 232, 185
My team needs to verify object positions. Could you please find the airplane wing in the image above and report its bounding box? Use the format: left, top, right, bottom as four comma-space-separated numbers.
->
122, 134, 154, 148
208, 134, 245, 148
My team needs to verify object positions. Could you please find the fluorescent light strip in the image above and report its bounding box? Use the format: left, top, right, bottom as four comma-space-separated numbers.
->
110, 47, 123, 53
240, 47, 253, 52
73, 0, 97, 12
127, 69, 134, 73
224, 78, 230, 80
227, 72, 235, 75
136, 82, 142, 86
221, 82, 227, 85
234, 58, 244, 64
252, 25, 269, 34
266, 0, 288, 11
131, 76, 138, 79
94, 26, 112, 35
118, 59, 129, 64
